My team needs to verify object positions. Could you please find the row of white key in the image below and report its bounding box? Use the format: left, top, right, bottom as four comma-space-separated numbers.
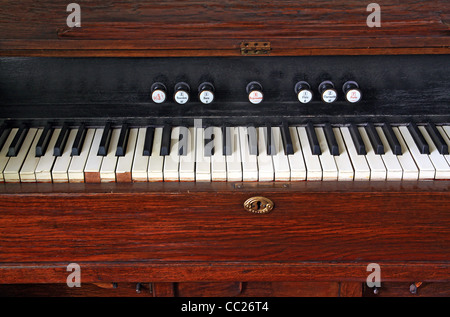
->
1, 125, 450, 183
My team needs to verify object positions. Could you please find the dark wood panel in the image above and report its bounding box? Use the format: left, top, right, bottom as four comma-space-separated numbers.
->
363, 282, 450, 297
0, 0, 448, 56
0, 281, 347, 297
175, 281, 341, 297
1, 281, 448, 297
0, 282, 153, 297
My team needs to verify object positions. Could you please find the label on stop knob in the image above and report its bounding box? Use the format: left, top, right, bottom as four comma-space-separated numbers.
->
152, 89, 166, 103
249, 91, 263, 104
199, 90, 214, 104
298, 90, 313, 103
322, 89, 337, 103
346, 89, 362, 103
174, 90, 189, 104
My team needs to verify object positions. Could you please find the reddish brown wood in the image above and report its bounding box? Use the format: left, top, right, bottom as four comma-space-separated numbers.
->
238, 282, 340, 297
0, 283, 154, 297
0, 261, 448, 285
2, 281, 449, 297
153, 282, 175, 297
84, 172, 101, 184
0, 181, 448, 284
175, 282, 243, 297
0, 0, 449, 56
339, 282, 363, 297
116, 172, 132, 183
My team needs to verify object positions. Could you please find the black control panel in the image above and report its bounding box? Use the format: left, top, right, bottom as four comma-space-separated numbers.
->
0, 55, 449, 126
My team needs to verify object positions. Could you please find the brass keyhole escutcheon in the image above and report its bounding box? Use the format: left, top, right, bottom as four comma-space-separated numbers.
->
243, 196, 274, 214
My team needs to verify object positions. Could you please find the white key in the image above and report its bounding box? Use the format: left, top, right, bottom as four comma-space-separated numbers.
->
195, 127, 211, 182
398, 126, 435, 180
131, 128, 149, 182
84, 129, 104, 183
332, 128, 354, 181
443, 126, 450, 139
211, 127, 227, 181
4, 128, 37, 182
418, 126, 450, 179
68, 128, 95, 183
35, 129, 61, 183
164, 127, 180, 181
359, 127, 386, 180
52, 129, 77, 183
316, 127, 338, 181
437, 126, 450, 166
0, 129, 18, 182
376, 127, 403, 180
148, 127, 164, 182
99, 128, 120, 183
340, 127, 370, 180
179, 127, 196, 181
287, 127, 306, 181
239, 127, 258, 181
116, 128, 138, 182
392, 127, 419, 180
271, 127, 290, 181
225, 127, 242, 182
19, 128, 43, 182
297, 127, 322, 181
257, 127, 274, 181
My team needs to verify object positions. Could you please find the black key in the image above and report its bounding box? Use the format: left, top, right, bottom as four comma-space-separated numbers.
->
247, 125, 258, 155
178, 126, 189, 156
204, 126, 214, 156
382, 123, 402, 155
425, 122, 448, 155
323, 123, 339, 156
36, 123, 53, 157
8, 126, 29, 157
71, 124, 87, 156
365, 122, 384, 155
306, 121, 321, 155
53, 124, 71, 157
160, 125, 172, 156
115, 124, 130, 157
222, 126, 232, 156
98, 122, 112, 156
143, 127, 155, 156
348, 123, 366, 155
280, 122, 293, 155
0, 125, 11, 153
407, 122, 429, 154
265, 124, 275, 155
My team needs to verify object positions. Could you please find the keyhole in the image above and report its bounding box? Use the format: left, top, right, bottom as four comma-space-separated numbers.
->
243, 197, 274, 214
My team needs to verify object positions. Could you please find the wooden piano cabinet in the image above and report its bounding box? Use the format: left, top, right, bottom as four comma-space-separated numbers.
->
0, 181, 448, 297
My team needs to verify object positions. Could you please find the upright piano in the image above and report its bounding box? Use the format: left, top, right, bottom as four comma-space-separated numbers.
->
0, 0, 449, 297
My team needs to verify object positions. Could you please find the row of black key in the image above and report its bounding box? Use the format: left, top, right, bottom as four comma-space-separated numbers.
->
0, 122, 448, 159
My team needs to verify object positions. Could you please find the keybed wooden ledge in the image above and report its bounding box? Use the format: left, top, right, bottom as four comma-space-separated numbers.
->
0, 0, 449, 57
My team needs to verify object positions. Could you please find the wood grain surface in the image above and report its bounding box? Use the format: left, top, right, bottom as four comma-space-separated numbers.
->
0, 0, 449, 56
0, 181, 448, 284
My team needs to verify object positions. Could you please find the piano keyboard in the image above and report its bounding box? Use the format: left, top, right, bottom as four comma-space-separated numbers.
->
0, 122, 449, 183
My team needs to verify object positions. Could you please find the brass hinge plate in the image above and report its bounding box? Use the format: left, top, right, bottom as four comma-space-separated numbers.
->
240, 41, 271, 55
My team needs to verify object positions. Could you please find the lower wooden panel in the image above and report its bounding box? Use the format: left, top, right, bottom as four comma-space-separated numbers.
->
1, 281, 448, 297
0, 182, 448, 284
0, 282, 354, 297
